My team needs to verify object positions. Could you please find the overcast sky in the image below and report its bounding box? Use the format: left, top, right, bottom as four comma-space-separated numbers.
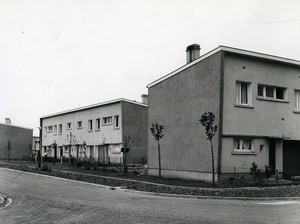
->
1, 0, 300, 135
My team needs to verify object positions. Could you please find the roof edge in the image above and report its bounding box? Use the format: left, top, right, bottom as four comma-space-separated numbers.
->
40, 98, 148, 119
147, 45, 300, 88
0, 122, 33, 130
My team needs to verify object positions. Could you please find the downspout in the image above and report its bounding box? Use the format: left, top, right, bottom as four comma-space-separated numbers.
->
217, 51, 225, 181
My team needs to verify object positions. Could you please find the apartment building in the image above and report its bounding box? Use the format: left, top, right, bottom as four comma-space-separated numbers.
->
0, 118, 33, 160
40, 98, 148, 164
147, 44, 300, 182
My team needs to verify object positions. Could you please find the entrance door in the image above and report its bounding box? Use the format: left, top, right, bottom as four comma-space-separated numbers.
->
269, 140, 276, 175
98, 145, 108, 164
90, 146, 94, 162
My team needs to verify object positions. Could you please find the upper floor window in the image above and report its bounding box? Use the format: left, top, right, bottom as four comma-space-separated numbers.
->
77, 121, 82, 129
102, 116, 112, 125
48, 126, 53, 132
236, 81, 252, 106
54, 125, 57, 134
295, 90, 300, 111
88, 120, 93, 131
96, 118, 101, 130
114, 115, 119, 129
233, 138, 255, 153
58, 124, 62, 134
67, 123, 72, 130
257, 84, 287, 101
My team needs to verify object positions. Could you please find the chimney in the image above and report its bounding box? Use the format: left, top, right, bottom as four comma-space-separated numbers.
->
5, 118, 11, 125
186, 44, 200, 64
141, 94, 148, 105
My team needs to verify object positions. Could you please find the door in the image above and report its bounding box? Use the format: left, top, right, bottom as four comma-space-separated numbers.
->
283, 140, 300, 175
269, 140, 276, 175
90, 146, 94, 162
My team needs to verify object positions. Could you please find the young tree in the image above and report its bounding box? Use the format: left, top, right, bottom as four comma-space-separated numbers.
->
122, 136, 132, 174
199, 112, 218, 185
150, 123, 164, 178
7, 140, 11, 162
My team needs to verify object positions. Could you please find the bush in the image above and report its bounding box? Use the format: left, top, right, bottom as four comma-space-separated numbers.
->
250, 162, 264, 185
41, 163, 52, 172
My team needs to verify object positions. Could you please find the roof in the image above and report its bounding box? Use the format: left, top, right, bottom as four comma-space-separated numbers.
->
147, 45, 300, 88
40, 98, 148, 119
0, 122, 33, 130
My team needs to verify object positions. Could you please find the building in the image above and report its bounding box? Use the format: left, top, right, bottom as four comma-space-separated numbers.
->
32, 136, 40, 156
0, 118, 33, 160
40, 98, 148, 164
147, 44, 300, 182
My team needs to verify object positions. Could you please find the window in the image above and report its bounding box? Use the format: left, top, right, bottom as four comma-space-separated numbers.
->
48, 126, 53, 132
236, 81, 252, 106
88, 120, 93, 131
77, 121, 82, 129
114, 115, 119, 129
67, 123, 72, 129
54, 125, 57, 135
257, 84, 287, 101
96, 118, 101, 130
102, 116, 112, 125
295, 90, 300, 111
58, 124, 62, 134
233, 138, 254, 152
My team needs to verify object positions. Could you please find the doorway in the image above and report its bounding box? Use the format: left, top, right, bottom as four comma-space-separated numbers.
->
269, 140, 276, 175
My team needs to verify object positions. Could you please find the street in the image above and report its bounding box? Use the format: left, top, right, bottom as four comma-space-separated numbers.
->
0, 168, 299, 224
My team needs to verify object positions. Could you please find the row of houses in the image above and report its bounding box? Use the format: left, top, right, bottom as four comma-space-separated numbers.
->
2, 44, 300, 182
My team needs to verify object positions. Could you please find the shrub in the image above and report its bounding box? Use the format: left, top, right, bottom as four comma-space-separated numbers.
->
250, 162, 264, 185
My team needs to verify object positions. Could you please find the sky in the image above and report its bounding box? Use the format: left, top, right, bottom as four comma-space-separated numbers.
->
1, 0, 300, 135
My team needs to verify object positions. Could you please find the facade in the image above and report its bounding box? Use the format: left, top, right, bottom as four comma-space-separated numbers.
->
40, 98, 148, 164
0, 119, 33, 160
147, 44, 300, 182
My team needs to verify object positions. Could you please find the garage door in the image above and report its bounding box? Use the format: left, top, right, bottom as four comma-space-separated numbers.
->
283, 140, 300, 175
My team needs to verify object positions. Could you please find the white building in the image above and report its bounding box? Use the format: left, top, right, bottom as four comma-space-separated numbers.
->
40, 98, 148, 164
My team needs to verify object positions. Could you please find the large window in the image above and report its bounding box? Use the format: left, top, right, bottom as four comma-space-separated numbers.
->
257, 84, 287, 101
236, 81, 252, 106
233, 138, 254, 152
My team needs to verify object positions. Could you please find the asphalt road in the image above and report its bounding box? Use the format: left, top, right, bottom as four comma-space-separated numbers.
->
0, 168, 299, 224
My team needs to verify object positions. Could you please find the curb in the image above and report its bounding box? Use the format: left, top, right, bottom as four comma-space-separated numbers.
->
1, 167, 300, 201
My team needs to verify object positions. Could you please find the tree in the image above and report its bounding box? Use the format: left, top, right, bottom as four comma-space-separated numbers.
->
150, 123, 164, 178
7, 140, 11, 162
199, 112, 218, 185
122, 136, 132, 174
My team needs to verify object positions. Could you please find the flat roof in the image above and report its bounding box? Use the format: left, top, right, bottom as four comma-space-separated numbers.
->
147, 45, 300, 88
0, 122, 33, 130
41, 98, 148, 119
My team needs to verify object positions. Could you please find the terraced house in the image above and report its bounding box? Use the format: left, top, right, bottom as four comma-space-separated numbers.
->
40, 97, 148, 165
147, 44, 300, 182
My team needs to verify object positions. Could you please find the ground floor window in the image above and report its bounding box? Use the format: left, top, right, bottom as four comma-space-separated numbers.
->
233, 138, 254, 152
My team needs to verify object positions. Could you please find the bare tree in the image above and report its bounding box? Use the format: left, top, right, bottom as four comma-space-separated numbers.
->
150, 123, 164, 178
199, 112, 218, 186
7, 140, 11, 162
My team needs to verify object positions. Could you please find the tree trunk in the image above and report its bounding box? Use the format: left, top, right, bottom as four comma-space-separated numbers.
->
158, 140, 161, 178
69, 145, 71, 166
210, 140, 215, 186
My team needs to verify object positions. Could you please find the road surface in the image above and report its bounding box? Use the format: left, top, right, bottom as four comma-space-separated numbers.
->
0, 168, 299, 223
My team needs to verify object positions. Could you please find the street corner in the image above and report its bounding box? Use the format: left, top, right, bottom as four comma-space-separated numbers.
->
0, 194, 12, 210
